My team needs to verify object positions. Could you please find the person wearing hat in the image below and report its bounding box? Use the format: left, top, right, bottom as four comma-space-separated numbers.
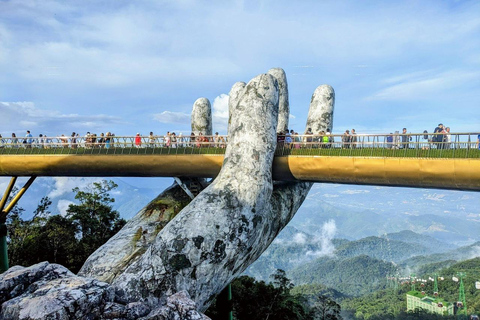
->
135, 133, 142, 148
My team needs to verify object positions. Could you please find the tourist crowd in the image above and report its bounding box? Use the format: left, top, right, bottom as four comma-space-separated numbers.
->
1, 125, 479, 150
0, 131, 227, 149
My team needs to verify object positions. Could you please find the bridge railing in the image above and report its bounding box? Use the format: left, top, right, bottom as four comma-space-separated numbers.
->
275, 132, 480, 158
0, 135, 228, 155
0, 133, 479, 158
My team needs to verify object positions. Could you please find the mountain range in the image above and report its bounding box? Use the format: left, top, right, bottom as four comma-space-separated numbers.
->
245, 225, 480, 297
5, 178, 479, 247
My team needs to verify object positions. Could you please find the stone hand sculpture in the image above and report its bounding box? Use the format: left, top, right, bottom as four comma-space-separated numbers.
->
83, 69, 335, 311
0, 68, 334, 319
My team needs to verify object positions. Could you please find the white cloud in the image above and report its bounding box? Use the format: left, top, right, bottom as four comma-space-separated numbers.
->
57, 199, 74, 217
322, 194, 339, 198
425, 194, 446, 201
292, 233, 307, 245
48, 177, 98, 199
369, 70, 480, 101
307, 220, 337, 257
212, 94, 229, 133
153, 111, 190, 124
469, 246, 480, 259
0, 102, 123, 136
153, 94, 230, 132
340, 189, 371, 195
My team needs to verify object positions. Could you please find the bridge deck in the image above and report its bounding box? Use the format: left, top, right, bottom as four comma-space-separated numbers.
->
1, 153, 479, 191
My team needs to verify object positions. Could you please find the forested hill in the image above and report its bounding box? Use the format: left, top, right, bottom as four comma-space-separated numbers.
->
400, 241, 480, 269
381, 230, 457, 253
341, 257, 480, 319
289, 255, 397, 297
334, 236, 432, 262
244, 228, 447, 282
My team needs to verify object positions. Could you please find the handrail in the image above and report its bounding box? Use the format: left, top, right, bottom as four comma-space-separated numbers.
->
0, 133, 479, 158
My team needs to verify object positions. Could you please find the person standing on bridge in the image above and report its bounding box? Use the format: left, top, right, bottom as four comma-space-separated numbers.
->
135, 133, 142, 148
285, 129, 293, 149
342, 130, 351, 149
477, 133, 480, 150
149, 132, 156, 148
25, 130, 33, 148
165, 131, 171, 148
351, 128, 358, 149
214, 132, 220, 147
445, 127, 451, 149
71, 132, 77, 149
98, 133, 105, 148
171, 132, 177, 148
387, 133, 394, 148
325, 128, 333, 148
105, 132, 111, 149
433, 123, 444, 149
11, 133, 18, 148
178, 132, 183, 147
400, 128, 411, 149
189, 132, 195, 147
304, 127, 313, 148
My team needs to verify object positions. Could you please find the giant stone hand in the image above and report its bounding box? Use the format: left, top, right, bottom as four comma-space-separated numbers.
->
79, 69, 335, 312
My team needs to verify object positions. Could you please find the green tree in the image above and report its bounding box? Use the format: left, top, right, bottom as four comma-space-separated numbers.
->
6, 187, 28, 266
206, 271, 313, 320
42, 214, 78, 269
310, 295, 342, 320
7, 180, 126, 273
7, 196, 80, 271
66, 180, 126, 269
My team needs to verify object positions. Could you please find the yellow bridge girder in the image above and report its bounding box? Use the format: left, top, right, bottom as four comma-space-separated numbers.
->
0, 154, 479, 191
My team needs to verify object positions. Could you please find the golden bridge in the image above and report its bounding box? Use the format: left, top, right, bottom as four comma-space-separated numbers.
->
1, 133, 479, 191
1, 132, 480, 271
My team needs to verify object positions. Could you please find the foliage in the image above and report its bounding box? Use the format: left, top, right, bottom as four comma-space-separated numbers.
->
310, 294, 343, 320
289, 255, 398, 297
341, 258, 480, 319
415, 260, 458, 276
334, 236, 431, 263
7, 195, 80, 270
400, 242, 480, 270
291, 283, 348, 304
66, 180, 126, 265
205, 270, 342, 320
7, 180, 126, 273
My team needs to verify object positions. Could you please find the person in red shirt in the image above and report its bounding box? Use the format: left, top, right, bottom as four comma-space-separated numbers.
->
135, 133, 142, 148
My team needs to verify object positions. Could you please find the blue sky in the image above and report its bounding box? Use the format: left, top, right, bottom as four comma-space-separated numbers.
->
0, 0, 480, 229
1, 0, 479, 138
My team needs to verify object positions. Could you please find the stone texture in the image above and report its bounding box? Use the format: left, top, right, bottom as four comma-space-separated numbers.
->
306, 84, 335, 133
79, 183, 192, 283
0, 262, 114, 320
139, 291, 210, 320
252, 69, 333, 279
112, 73, 280, 310
227, 82, 246, 126
267, 68, 289, 133
0, 261, 73, 304
0, 262, 209, 320
191, 98, 212, 136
